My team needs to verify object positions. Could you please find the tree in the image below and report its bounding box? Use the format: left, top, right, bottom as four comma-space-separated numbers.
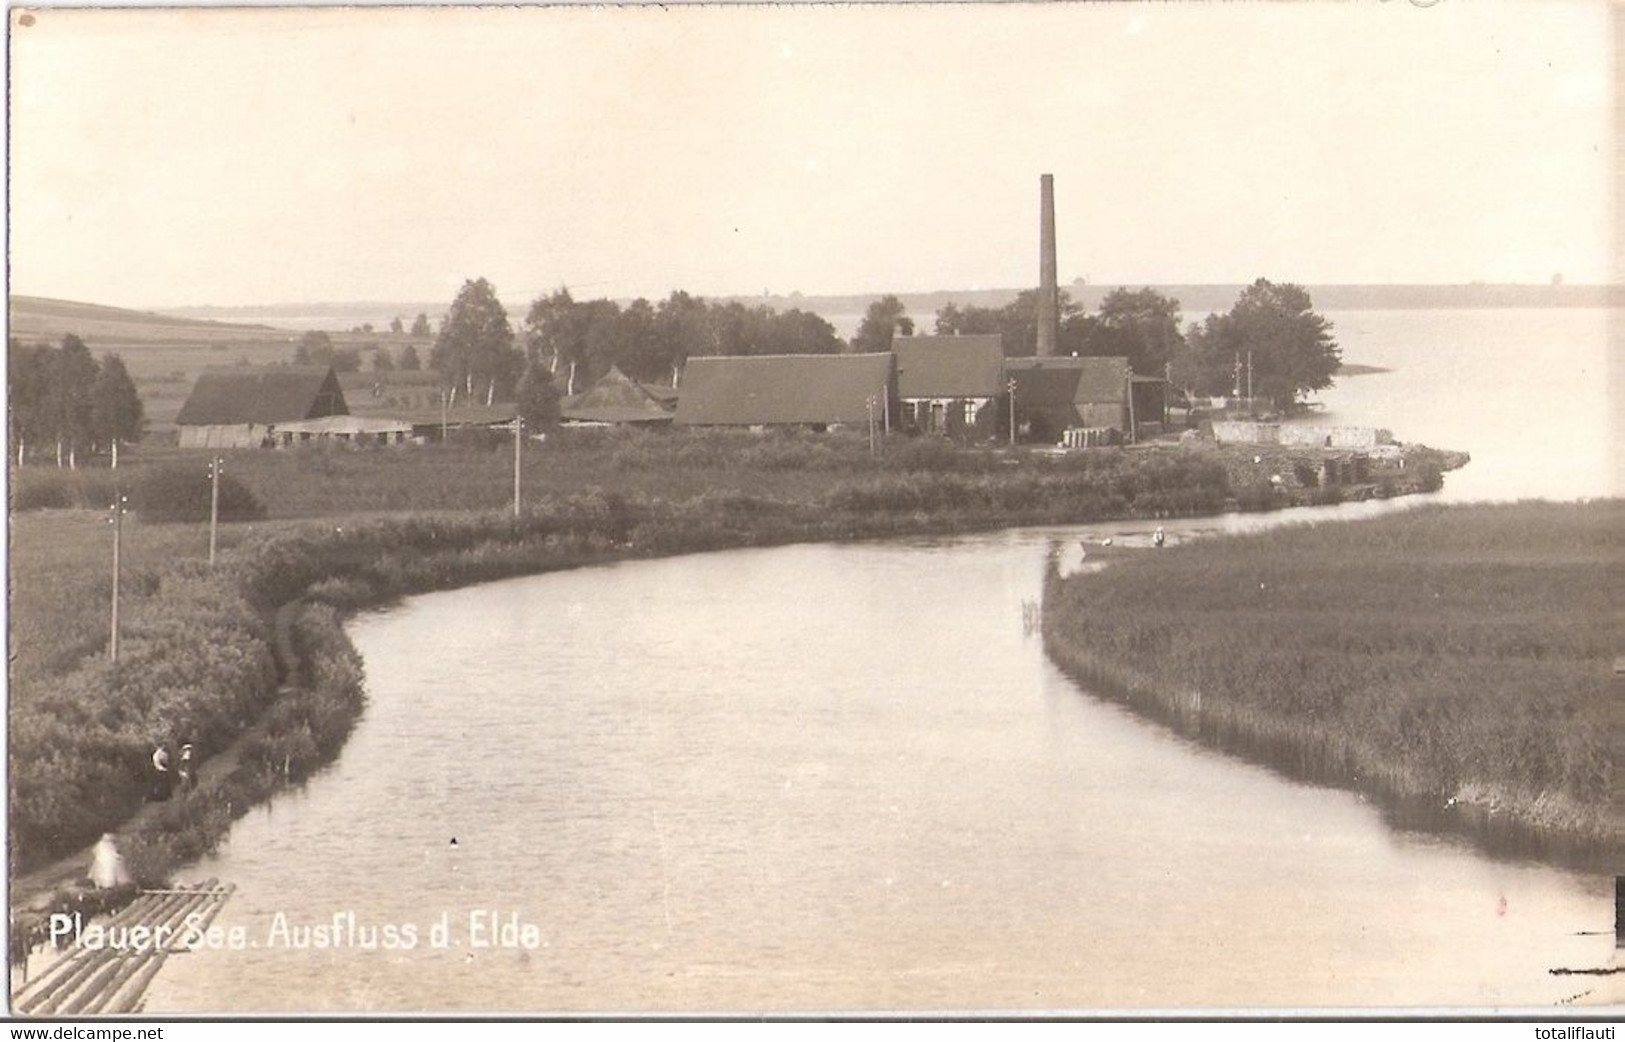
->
850, 295, 914, 353
523, 287, 584, 375
655, 290, 714, 382
296, 332, 360, 372
1179, 278, 1340, 411
372, 347, 396, 372
47, 335, 100, 468
431, 277, 521, 404
410, 313, 432, 339
766, 309, 843, 356
88, 353, 144, 455
611, 298, 667, 383
8, 339, 55, 465
514, 365, 562, 431
1169, 320, 1234, 402
936, 289, 1083, 355
1089, 287, 1186, 376
398, 344, 423, 371
389, 316, 405, 335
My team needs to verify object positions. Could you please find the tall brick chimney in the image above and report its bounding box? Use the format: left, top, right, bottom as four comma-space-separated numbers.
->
1037, 173, 1059, 357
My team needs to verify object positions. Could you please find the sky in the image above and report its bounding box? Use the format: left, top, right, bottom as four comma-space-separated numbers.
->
6, 1, 1616, 310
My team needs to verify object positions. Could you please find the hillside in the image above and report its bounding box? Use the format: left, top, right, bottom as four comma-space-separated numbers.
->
8, 294, 279, 341
7, 295, 412, 433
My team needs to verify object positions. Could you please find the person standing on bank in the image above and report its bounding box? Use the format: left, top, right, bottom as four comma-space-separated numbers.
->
177, 743, 195, 792
151, 743, 173, 801
88, 833, 131, 889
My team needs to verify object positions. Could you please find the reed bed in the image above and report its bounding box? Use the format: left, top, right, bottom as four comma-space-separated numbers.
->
1041, 499, 1621, 863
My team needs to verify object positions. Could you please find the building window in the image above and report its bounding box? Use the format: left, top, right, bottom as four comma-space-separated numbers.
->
962, 400, 978, 427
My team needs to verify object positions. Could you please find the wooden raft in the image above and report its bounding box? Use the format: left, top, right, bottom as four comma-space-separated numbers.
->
12, 881, 234, 1017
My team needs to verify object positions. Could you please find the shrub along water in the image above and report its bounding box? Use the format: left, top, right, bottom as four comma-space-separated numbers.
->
1040, 500, 1620, 866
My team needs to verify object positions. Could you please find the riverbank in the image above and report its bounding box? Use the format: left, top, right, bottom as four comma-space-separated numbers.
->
8, 432, 1461, 912
1040, 499, 1621, 869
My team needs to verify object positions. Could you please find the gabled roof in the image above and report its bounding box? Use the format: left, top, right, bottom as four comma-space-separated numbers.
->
175, 366, 348, 425
639, 381, 681, 405
1003, 356, 1130, 405
892, 335, 1005, 399
676, 353, 894, 426
562, 366, 676, 424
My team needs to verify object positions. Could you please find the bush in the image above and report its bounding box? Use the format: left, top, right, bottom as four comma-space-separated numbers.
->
130, 464, 267, 523
11, 467, 119, 512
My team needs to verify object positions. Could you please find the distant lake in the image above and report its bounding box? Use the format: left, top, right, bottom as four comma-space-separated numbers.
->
1302, 308, 1613, 501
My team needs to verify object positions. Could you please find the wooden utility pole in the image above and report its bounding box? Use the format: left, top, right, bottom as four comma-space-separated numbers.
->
512, 416, 524, 516
109, 493, 127, 662
1007, 378, 1017, 446
1124, 364, 1138, 445
208, 456, 222, 567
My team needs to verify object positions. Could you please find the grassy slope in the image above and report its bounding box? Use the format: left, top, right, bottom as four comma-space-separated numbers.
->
1041, 500, 1621, 859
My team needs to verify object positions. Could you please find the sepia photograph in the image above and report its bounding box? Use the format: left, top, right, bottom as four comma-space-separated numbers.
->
5, 0, 1620, 1017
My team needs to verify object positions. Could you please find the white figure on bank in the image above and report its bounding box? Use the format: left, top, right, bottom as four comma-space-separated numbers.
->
88, 833, 131, 889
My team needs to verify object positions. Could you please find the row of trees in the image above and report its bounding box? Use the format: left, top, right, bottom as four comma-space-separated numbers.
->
306, 275, 1337, 420
858, 279, 1340, 412
523, 287, 846, 389
9, 335, 144, 467
419, 279, 852, 410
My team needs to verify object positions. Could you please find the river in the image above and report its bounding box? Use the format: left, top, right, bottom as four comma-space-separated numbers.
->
147, 308, 1616, 1012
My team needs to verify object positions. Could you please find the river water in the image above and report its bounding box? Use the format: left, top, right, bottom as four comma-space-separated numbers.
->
148, 308, 1616, 1012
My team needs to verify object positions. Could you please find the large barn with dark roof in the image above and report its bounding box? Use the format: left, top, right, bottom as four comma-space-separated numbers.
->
175, 365, 348, 448
675, 353, 896, 429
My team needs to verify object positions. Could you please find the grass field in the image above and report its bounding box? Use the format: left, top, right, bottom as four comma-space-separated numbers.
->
1041, 500, 1622, 862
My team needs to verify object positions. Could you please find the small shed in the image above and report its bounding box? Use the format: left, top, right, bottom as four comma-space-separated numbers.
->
272, 415, 414, 447
175, 366, 348, 448
675, 353, 897, 429
1003, 356, 1131, 442
892, 334, 1005, 439
561, 366, 676, 426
